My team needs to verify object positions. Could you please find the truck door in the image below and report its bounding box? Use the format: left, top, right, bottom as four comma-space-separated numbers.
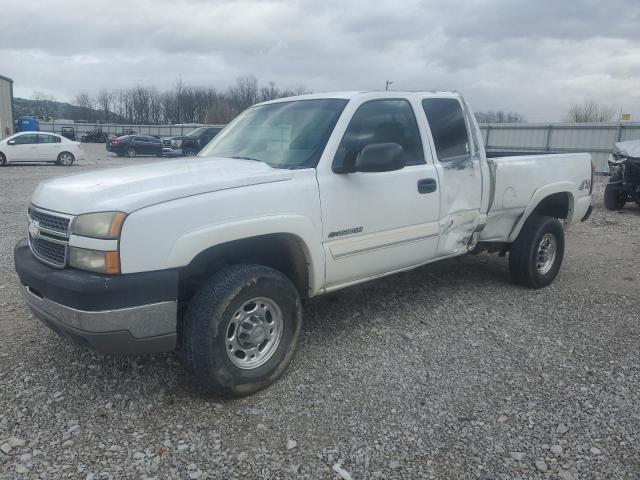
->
317, 98, 441, 290
421, 98, 483, 256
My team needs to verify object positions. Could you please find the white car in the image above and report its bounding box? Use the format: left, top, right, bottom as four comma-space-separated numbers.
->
0, 132, 84, 166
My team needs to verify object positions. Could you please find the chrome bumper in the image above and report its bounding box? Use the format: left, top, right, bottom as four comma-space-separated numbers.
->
20, 283, 177, 355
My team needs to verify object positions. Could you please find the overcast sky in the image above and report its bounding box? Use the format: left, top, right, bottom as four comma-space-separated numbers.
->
1, 0, 639, 122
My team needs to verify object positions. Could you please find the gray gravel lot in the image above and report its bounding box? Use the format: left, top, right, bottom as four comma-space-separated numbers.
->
1, 144, 639, 479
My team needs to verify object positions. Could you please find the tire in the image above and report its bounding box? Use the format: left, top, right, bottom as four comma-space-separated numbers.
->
126, 147, 137, 158
181, 264, 303, 396
0, 152, 6, 166
509, 215, 565, 289
604, 184, 626, 210
183, 148, 196, 157
57, 151, 75, 166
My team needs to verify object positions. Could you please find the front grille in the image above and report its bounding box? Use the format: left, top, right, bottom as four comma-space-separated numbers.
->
27, 206, 72, 268
28, 207, 70, 235
625, 159, 640, 184
29, 234, 67, 267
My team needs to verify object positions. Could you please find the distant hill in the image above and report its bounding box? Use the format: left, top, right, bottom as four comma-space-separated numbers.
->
13, 98, 123, 123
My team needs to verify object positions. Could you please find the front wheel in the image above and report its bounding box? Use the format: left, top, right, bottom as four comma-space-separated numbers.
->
509, 215, 565, 289
604, 184, 626, 210
126, 147, 137, 158
57, 152, 75, 166
0, 152, 6, 166
180, 264, 303, 396
183, 148, 196, 157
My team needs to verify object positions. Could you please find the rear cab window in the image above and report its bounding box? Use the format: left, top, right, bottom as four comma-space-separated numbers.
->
421, 98, 470, 163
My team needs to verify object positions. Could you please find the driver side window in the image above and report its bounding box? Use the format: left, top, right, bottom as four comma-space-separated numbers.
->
333, 99, 425, 169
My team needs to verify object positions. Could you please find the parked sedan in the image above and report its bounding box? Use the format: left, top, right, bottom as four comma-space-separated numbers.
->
0, 132, 84, 166
106, 135, 163, 157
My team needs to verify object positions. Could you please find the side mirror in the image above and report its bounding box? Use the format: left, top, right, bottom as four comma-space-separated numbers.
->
355, 143, 405, 173
7, 139, 16, 145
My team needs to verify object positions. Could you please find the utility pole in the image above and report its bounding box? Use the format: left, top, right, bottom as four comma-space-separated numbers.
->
385, 80, 393, 91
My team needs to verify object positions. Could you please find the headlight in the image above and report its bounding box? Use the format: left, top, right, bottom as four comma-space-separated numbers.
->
71, 212, 126, 239
69, 248, 120, 274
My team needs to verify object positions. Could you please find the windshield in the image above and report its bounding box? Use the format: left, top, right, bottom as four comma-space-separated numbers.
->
199, 99, 348, 168
187, 127, 207, 137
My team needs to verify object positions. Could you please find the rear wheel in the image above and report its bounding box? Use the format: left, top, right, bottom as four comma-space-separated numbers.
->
0, 152, 6, 166
180, 264, 303, 396
509, 215, 565, 289
57, 151, 75, 166
604, 184, 626, 210
126, 147, 137, 158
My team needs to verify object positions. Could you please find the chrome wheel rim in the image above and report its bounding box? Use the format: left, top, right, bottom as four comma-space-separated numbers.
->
536, 233, 557, 275
127, 148, 136, 157
225, 297, 284, 369
59, 153, 73, 165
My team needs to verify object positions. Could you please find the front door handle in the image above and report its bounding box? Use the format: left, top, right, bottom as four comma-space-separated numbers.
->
417, 178, 437, 194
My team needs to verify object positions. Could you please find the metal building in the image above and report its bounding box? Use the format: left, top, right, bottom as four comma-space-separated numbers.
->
0, 74, 14, 139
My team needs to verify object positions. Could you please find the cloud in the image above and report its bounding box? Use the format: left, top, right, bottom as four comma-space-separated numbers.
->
0, 0, 639, 121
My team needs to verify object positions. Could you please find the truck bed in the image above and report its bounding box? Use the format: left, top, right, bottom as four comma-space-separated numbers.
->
480, 153, 592, 242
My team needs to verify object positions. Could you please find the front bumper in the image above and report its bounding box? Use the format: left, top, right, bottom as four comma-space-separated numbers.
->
14, 239, 178, 355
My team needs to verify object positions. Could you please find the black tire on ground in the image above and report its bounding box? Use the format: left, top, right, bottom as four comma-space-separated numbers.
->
604, 184, 626, 210
183, 148, 196, 156
508, 214, 565, 289
126, 147, 137, 158
0, 152, 6, 166
180, 264, 303, 396
56, 151, 75, 166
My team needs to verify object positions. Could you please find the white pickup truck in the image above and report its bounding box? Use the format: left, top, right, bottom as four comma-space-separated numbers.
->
14, 91, 593, 395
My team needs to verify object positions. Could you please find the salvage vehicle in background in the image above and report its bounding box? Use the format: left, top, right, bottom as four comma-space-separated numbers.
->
106, 135, 163, 157
113, 129, 137, 139
605, 140, 640, 210
0, 131, 83, 166
14, 91, 593, 396
60, 127, 76, 141
162, 126, 223, 156
81, 129, 108, 143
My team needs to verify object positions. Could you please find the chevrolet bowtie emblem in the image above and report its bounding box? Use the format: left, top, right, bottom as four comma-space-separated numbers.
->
28, 219, 40, 239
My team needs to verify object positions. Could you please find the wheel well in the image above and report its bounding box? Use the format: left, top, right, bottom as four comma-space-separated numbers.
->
178, 233, 311, 302
531, 192, 572, 219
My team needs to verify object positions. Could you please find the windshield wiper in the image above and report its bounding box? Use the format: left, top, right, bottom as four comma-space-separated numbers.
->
228, 155, 262, 162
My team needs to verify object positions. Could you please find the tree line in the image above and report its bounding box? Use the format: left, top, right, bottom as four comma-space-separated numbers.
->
71, 75, 307, 125
27, 80, 621, 125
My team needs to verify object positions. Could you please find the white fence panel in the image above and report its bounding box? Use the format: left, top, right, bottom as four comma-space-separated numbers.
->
38, 120, 640, 173
481, 122, 640, 173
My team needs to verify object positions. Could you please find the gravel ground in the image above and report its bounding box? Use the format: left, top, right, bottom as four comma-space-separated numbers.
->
1, 144, 639, 479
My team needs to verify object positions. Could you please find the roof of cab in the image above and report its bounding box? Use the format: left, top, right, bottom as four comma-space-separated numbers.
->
257, 90, 463, 106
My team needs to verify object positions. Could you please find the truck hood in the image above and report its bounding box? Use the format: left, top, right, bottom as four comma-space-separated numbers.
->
31, 157, 294, 215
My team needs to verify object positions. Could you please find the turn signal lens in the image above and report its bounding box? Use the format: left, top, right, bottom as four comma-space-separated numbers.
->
69, 247, 120, 274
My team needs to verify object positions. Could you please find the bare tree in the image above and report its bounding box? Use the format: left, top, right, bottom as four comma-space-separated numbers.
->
228, 75, 259, 112
96, 89, 113, 123
475, 110, 526, 123
31, 91, 57, 117
565, 99, 617, 123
